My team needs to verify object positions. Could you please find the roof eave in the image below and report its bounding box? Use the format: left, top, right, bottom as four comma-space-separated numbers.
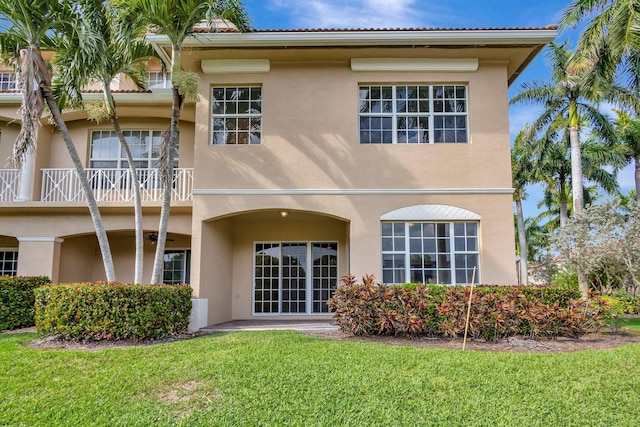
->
147, 29, 557, 49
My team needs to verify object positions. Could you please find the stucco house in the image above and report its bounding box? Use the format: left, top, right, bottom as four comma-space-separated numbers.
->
0, 25, 556, 328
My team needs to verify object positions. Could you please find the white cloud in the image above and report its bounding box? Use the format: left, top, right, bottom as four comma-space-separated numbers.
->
508, 105, 544, 142
268, 0, 454, 29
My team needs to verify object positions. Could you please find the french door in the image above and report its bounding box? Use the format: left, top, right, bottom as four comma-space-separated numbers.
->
254, 242, 338, 315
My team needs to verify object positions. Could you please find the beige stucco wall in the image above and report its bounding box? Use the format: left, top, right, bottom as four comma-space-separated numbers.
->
0, 123, 19, 167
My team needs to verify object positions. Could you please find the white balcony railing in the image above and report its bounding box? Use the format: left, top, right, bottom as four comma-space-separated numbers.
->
0, 169, 20, 202
41, 168, 193, 202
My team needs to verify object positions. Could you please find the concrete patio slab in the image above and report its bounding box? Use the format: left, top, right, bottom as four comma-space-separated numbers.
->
201, 319, 338, 332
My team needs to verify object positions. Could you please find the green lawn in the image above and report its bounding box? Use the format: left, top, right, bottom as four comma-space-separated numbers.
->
2, 330, 640, 427
625, 317, 640, 331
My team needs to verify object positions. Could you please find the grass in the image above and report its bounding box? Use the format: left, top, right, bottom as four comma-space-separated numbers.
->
1, 330, 640, 427
625, 317, 640, 331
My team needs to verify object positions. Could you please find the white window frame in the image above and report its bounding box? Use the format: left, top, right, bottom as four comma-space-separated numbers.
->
0, 72, 18, 91
0, 248, 18, 276
211, 86, 262, 145
359, 84, 468, 144
148, 71, 172, 89
162, 249, 191, 285
381, 221, 480, 285
253, 241, 338, 316
89, 130, 177, 169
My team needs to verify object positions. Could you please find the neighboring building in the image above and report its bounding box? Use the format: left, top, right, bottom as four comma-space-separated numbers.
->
0, 26, 556, 328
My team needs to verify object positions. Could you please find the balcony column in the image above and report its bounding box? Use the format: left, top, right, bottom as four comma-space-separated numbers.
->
16, 237, 64, 283
15, 150, 36, 201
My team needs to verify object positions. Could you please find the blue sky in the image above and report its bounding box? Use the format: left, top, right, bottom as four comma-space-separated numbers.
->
242, 0, 637, 218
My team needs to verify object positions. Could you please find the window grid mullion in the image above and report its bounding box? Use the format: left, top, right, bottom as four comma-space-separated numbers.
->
392, 86, 398, 144
449, 223, 457, 283
404, 223, 411, 283
428, 86, 435, 144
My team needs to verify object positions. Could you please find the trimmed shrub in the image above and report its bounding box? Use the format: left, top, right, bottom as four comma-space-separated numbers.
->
34, 283, 192, 341
0, 276, 51, 330
329, 276, 605, 340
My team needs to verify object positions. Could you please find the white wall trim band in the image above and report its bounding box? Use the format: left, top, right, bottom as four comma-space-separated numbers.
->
351, 58, 478, 72
201, 59, 270, 74
17, 237, 64, 243
193, 188, 514, 195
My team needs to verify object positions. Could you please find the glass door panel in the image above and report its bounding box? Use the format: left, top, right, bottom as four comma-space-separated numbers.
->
281, 243, 307, 313
254, 243, 280, 313
312, 243, 338, 313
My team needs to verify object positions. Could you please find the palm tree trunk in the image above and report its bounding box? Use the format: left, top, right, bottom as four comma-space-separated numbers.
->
106, 83, 144, 284
559, 198, 569, 228
515, 198, 529, 286
568, 126, 584, 214
151, 46, 183, 284
151, 83, 181, 284
568, 101, 587, 296
635, 155, 640, 203
40, 86, 116, 282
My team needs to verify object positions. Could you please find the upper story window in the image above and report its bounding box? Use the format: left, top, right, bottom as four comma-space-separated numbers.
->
0, 72, 18, 91
211, 86, 262, 145
148, 71, 172, 89
90, 130, 178, 169
359, 85, 468, 144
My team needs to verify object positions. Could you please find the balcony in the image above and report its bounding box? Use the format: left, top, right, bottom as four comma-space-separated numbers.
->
39, 168, 194, 203
0, 169, 19, 202
0, 168, 194, 203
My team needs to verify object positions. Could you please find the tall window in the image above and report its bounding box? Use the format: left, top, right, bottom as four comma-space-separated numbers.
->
0, 249, 18, 276
359, 85, 468, 144
254, 242, 338, 314
0, 73, 17, 91
381, 222, 479, 284
90, 130, 178, 169
163, 250, 191, 284
211, 86, 262, 145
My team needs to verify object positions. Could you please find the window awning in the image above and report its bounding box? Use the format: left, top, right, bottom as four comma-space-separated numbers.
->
380, 204, 480, 221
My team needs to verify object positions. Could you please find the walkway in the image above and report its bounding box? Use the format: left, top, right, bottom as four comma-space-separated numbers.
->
201, 319, 338, 332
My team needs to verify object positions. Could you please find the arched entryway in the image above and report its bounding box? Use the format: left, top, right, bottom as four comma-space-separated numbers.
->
196, 209, 350, 324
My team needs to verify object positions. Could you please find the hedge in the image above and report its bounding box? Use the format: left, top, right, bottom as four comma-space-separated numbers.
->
34, 283, 192, 341
329, 277, 606, 340
0, 276, 51, 330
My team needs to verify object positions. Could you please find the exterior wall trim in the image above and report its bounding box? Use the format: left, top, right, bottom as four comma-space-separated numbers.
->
201, 59, 270, 74
193, 188, 514, 195
17, 237, 64, 243
351, 58, 478, 72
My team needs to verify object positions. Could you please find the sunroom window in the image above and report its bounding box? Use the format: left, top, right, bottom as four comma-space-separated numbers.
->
381, 221, 479, 284
211, 86, 262, 145
359, 85, 468, 144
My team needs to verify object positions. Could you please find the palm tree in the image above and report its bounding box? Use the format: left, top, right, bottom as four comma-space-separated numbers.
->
614, 111, 640, 202
116, 0, 251, 283
510, 41, 623, 218
511, 131, 535, 285
534, 131, 623, 229
0, 0, 116, 281
560, 0, 640, 94
54, 0, 156, 284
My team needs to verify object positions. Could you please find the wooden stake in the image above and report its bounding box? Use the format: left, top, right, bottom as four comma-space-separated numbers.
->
462, 266, 477, 351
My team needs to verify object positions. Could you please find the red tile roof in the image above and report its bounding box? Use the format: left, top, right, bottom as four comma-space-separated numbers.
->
192, 25, 557, 34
